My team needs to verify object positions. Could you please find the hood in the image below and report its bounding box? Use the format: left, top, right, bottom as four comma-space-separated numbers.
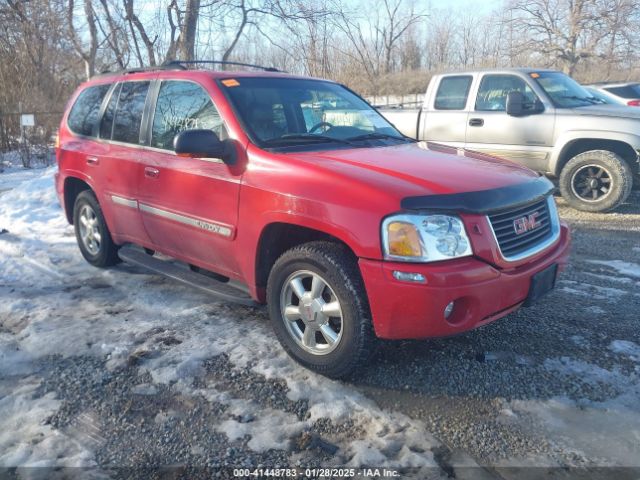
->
565, 104, 640, 120
290, 142, 541, 199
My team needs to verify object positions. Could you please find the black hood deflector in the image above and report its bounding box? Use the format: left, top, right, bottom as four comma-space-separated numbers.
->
401, 176, 554, 214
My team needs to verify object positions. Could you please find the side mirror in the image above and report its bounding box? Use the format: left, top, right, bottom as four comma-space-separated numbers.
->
173, 129, 236, 165
505, 91, 524, 116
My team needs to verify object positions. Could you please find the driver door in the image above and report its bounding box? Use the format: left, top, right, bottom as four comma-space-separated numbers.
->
465, 74, 554, 172
137, 79, 242, 276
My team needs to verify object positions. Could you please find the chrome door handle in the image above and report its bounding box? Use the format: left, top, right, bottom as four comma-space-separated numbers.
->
86, 156, 99, 165
144, 167, 160, 179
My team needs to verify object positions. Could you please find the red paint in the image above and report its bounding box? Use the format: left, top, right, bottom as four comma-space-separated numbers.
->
56, 69, 571, 340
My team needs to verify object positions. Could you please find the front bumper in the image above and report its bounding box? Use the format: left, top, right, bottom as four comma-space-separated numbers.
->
359, 223, 571, 339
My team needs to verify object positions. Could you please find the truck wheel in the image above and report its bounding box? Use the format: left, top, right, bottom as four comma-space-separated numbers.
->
559, 150, 633, 212
266, 241, 376, 378
73, 190, 120, 267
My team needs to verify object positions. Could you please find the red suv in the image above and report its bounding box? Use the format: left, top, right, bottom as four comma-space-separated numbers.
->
56, 62, 571, 378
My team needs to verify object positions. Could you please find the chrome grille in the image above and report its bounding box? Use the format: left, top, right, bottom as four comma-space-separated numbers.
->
488, 196, 556, 260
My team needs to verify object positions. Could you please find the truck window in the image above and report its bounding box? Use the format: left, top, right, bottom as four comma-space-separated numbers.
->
67, 84, 111, 137
476, 75, 538, 111
151, 80, 226, 150
434, 76, 472, 110
112, 81, 150, 144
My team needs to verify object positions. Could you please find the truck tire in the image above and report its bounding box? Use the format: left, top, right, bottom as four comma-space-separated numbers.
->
559, 150, 633, 212
266, 241, 376, 379
73, 190, 120, 267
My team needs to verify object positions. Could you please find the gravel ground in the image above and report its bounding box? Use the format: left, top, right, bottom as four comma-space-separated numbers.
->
1, 173, 639, 479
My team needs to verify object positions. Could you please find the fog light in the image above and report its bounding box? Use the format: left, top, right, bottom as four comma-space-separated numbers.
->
392, 271, 426, 283
444, 301, 455, 319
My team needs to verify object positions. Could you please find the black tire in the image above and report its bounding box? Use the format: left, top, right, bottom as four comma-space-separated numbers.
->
73, 190, 120, 267
266, 241, 376, 379
559, 150, 633, 212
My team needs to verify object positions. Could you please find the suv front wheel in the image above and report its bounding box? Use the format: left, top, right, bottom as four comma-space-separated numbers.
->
266, 241, 376, 378
559, 150, 633, 212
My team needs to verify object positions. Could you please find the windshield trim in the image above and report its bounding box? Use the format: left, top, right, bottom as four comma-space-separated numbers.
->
216, 76, 406, 151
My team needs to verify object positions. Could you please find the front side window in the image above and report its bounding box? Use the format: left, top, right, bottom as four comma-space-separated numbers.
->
222, 77, 406, 151
434, 76, 472, 110
112, 81, 150, 144
476, 75, 539, 111
151, 81, 226, 150
67, 84, 110, 137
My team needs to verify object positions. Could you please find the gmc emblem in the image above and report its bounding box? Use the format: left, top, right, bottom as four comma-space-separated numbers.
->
513, 212, 541, 235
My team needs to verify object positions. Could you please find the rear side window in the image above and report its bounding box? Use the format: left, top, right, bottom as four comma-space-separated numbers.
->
112, 81, 150, 144
151, 80, 225, 150
604, 84, 640, 99
434, 76, 472, 110
67, 84, 110, 136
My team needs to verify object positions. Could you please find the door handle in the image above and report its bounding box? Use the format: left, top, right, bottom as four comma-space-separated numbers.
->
86, 156, 99, 165
144, 167, 160, 179
469, 118, 484, 127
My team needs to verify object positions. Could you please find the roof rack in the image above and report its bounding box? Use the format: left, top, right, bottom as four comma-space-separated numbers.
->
94, 64, 185, 78
163, 60, 282, 73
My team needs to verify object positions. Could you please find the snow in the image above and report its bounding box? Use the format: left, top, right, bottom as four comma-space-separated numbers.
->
558, 279, 628, 301
2, 168, 639, 470
609, 340, 640, 362
0, 169, 442, 469
587, 259, 640, 279
509, 356, 640, 467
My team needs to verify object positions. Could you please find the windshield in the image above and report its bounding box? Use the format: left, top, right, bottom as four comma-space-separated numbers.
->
533, 72, 599, 108
220, 77, 408, 150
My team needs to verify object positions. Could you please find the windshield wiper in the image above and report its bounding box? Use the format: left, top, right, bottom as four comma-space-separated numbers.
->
346, 132, 413, 142
264, 134, 354, 146
560, 95, 600, 105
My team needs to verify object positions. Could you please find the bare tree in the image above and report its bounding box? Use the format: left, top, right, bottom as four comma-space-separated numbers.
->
67, 0, 99, 78
123, 0, 158, 66
508, 0, 618, 75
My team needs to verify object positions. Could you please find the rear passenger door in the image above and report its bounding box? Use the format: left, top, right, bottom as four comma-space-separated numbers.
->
97, 80, 153, 245
422, 75, 473, 147
137, 80, 242, 277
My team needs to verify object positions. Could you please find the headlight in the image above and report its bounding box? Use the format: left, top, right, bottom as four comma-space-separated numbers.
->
382, 214, 472, 262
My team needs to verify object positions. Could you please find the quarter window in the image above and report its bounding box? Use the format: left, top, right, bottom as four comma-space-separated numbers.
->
67, 84, 110, 136
112, 81, 150, 144
151, 81, 225, 150
476, 75, 539, 111
434, 76, 472, 110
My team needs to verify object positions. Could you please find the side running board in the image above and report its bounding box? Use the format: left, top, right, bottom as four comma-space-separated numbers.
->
118, 245, 259, 307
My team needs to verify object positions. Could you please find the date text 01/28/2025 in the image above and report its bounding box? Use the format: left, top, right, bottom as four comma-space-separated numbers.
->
232, 467, 401, 477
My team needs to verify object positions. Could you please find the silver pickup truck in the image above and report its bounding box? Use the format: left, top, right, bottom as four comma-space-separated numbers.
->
380, 68, 640, 212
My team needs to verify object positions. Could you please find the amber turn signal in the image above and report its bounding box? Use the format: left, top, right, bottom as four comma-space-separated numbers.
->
387, 222, 422, 257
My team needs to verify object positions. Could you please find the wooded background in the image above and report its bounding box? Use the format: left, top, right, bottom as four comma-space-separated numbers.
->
1, 0, 639, 155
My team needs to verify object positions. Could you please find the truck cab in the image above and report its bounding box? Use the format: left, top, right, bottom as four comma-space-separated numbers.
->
382, 68, 640, 212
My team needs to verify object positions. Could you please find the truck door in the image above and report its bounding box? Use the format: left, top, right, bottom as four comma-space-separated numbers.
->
464, 74, 554, 172
137, 79, 242, 277
422, 75, 473, 148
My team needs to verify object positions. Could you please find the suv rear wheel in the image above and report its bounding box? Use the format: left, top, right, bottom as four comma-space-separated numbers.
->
73, 190, 120, 267
266, 241, 376, 378
559, 150, 633, 212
